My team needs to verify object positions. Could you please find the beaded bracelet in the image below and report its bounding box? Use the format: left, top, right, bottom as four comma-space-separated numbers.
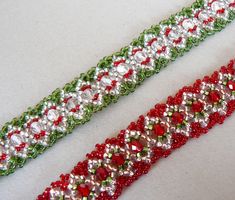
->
1, 0, 235, 176
37, 59, 235, 200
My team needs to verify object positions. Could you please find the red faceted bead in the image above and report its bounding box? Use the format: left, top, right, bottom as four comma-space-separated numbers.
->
172, 112, 184, 124
129, 140, 144, 153
54, 116, 63, 126
80, 85, 91, 91
147, 38, 157, 46
40, 130, 46, 137
227, 80, 235, 91
191, 101, 204, 113
0, 153, 7, 161
141, 57, 151, 65
153, 124, 165, 136
124, 69, 134, 79
113, 59, 125, 66
15, 146, 22, 152
77, 184, 90, 197
105, 85, 112, 91
96, 167, 109, 181
165, 27, 171, 36
174, 37, 182, 44
112, 153, 125, 166
34, 134, 41, 140
208, 90, 220, 103
217, 8, 225, 14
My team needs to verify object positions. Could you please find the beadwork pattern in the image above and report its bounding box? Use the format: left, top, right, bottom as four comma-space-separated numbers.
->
0, 0, 235, 175
36, 59, 235, 200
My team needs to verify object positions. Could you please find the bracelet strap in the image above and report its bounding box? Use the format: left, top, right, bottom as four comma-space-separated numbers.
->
1, 0, 235, 176
37, 59, 235, 200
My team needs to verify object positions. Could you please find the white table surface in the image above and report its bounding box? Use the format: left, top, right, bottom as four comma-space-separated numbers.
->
0, 0, 235, 199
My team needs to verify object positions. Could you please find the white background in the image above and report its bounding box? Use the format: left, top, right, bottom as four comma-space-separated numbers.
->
0, 0, 235, 199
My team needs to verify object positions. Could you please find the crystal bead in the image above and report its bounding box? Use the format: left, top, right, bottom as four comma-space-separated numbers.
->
81, 89, 93, 102
168, 29, 180, 40
116, 63, 129, 75
10, 134, 23, 146
191, 101, 204, 113
153, 124, 165, 136
211, 1, 224, 12
198, 10, 209, 21
96, 167, 109, 181
227, 80, 235, 91
209, 90, 221, 103
129, 140, 143, 153
134, 51, 148, 63
77, 184, 90, 197
66, 98, 77, 110
30, 122, 42, 134
111, 153, 125, 166
151, 40, 164, 51
100, 76, 112, 87
172, 112, 184, 124
47, 109, 60, 121
182, 19, 195, 30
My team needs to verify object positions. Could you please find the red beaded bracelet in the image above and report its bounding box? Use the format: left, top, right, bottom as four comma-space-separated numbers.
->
37, 59, 235, 200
